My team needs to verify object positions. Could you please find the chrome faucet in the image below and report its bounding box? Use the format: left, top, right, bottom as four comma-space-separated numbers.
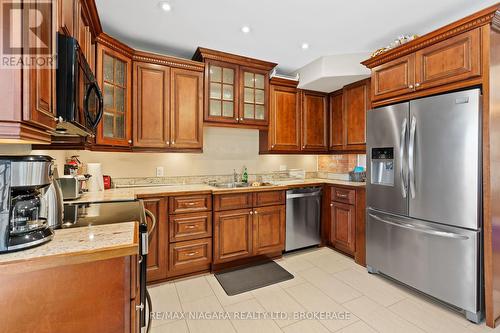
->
233, 169, 238, 182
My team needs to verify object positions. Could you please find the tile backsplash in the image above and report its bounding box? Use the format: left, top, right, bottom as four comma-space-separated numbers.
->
318, 154, 366, 173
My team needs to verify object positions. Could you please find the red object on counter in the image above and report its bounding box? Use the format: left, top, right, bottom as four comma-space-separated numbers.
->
103, 175, 111, 189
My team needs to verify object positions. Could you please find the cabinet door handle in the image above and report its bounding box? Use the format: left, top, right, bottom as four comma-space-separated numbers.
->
415, 83, 421, 88
271, 145, 275, 149
186, 251, 198, 256
128, 140, 132, 144
166, 141, 170, 145
249, 211, 253, 215
254, 210, 258, 214
186, 225, 196, 229
408, 85, 414, 89
172, 141, 175, 145
336, 192, 348, 198
330, 203, 333, 207
136, 303, 144, 311
185, 202, 196, 206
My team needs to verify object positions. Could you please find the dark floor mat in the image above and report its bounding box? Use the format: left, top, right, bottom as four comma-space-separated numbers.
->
214, 260, 294, 296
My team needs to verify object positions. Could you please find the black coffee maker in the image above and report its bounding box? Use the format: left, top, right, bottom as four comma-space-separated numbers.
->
0, 156, 56, 253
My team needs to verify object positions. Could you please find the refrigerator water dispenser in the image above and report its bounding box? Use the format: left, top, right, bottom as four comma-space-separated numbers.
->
371, 147, 394, 186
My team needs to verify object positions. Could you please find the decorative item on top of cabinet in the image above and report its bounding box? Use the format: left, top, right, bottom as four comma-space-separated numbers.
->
259, 77, 301, 153
193, 47, 277, 129
95, 34, 134, 148
301, 90, 329, 152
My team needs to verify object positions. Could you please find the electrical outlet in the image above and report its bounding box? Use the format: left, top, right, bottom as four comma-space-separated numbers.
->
279, 165, 287, 171
156, 167, 164, 177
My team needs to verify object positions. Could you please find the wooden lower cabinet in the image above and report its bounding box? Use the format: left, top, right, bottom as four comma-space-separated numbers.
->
0, 256, 137, 333
213, 191, 287, 265
253, 205, 285, 255
327, 186, 366, 265
213, 209, 253, 264
169, 238, 212, 277
330, 202, 356, 255
142, 198, 168, 283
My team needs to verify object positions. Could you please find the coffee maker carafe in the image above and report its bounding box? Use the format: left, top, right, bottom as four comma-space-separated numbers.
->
0, 156, 56, 253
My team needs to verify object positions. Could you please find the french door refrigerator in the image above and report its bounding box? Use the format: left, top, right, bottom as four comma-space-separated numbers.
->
366, 88, 482, 323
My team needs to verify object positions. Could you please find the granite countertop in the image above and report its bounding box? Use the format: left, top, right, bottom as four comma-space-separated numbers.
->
67, 178, 365, 204
0, 222, 138, 273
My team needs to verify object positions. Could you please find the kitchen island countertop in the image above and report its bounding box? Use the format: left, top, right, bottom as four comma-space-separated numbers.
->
0, 222, 138, 273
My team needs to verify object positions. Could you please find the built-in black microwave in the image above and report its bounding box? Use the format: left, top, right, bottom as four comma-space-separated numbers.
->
56, 34, 103, 136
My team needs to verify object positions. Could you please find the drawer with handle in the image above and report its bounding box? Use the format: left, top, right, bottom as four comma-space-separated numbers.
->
169, 212, 212, 242
169, 195, 212, 214
168, 238, 212, 277
331, 186, 356, 205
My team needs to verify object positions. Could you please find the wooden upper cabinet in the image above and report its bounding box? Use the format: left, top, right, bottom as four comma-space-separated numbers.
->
213, 209, 253, 264
372, 54, 415, 101
344, 79, 370, 150
25, 0, 57, 131
205, 61, 239, 124
239, 68, 269, 126
96, 39, 133, 147
133, 62, 170, 148
329, 90, 343, 151
170, 68, 203, 149
364, 25, 483, 104
301, 91, 328, 151
415, 28, 480, 91
268, 82, 301, 151
194, 47, 276, 129
58, 0, 74, 36
253, 205, 285, 255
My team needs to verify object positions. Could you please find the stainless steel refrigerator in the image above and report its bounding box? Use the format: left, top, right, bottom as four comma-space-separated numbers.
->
366, 88, 482, 323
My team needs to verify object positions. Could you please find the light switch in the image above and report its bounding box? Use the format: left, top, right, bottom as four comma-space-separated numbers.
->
156, 167, 164, 177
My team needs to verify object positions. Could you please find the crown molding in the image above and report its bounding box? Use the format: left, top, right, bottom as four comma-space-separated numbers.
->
193, 47, 277, 71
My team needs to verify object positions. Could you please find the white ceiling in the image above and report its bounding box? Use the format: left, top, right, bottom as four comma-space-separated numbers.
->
95, 0, 497, 75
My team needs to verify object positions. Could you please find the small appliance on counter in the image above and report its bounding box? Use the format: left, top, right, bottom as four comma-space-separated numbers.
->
0, 156, 61, 253
61, 200, 154, 331
57, 174, 91, 200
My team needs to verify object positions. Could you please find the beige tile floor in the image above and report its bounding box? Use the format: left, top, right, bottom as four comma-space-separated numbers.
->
148, 247, 498, 333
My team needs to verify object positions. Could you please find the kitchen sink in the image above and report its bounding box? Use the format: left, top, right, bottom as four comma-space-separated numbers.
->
212, 182, 251, 188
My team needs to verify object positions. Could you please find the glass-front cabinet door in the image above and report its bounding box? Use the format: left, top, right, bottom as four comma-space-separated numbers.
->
96, 43, 132, 147
239, 68, 269, 125
205, 61, 239, 123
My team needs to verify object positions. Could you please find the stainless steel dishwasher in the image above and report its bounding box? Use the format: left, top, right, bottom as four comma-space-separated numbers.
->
285, 187, 322, 251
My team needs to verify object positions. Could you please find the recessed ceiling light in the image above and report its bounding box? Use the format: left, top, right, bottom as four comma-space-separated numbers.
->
159, 1, 172, 12
301, 43, 309, 50
241, 26, 251, 34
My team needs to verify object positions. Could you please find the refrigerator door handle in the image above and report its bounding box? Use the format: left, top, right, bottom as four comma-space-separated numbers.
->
400, 118, 407, 198
368, 213, 469, 240
409, 116, 417, 199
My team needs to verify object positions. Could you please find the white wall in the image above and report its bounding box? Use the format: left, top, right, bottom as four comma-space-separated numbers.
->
0, 127, 318, 178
